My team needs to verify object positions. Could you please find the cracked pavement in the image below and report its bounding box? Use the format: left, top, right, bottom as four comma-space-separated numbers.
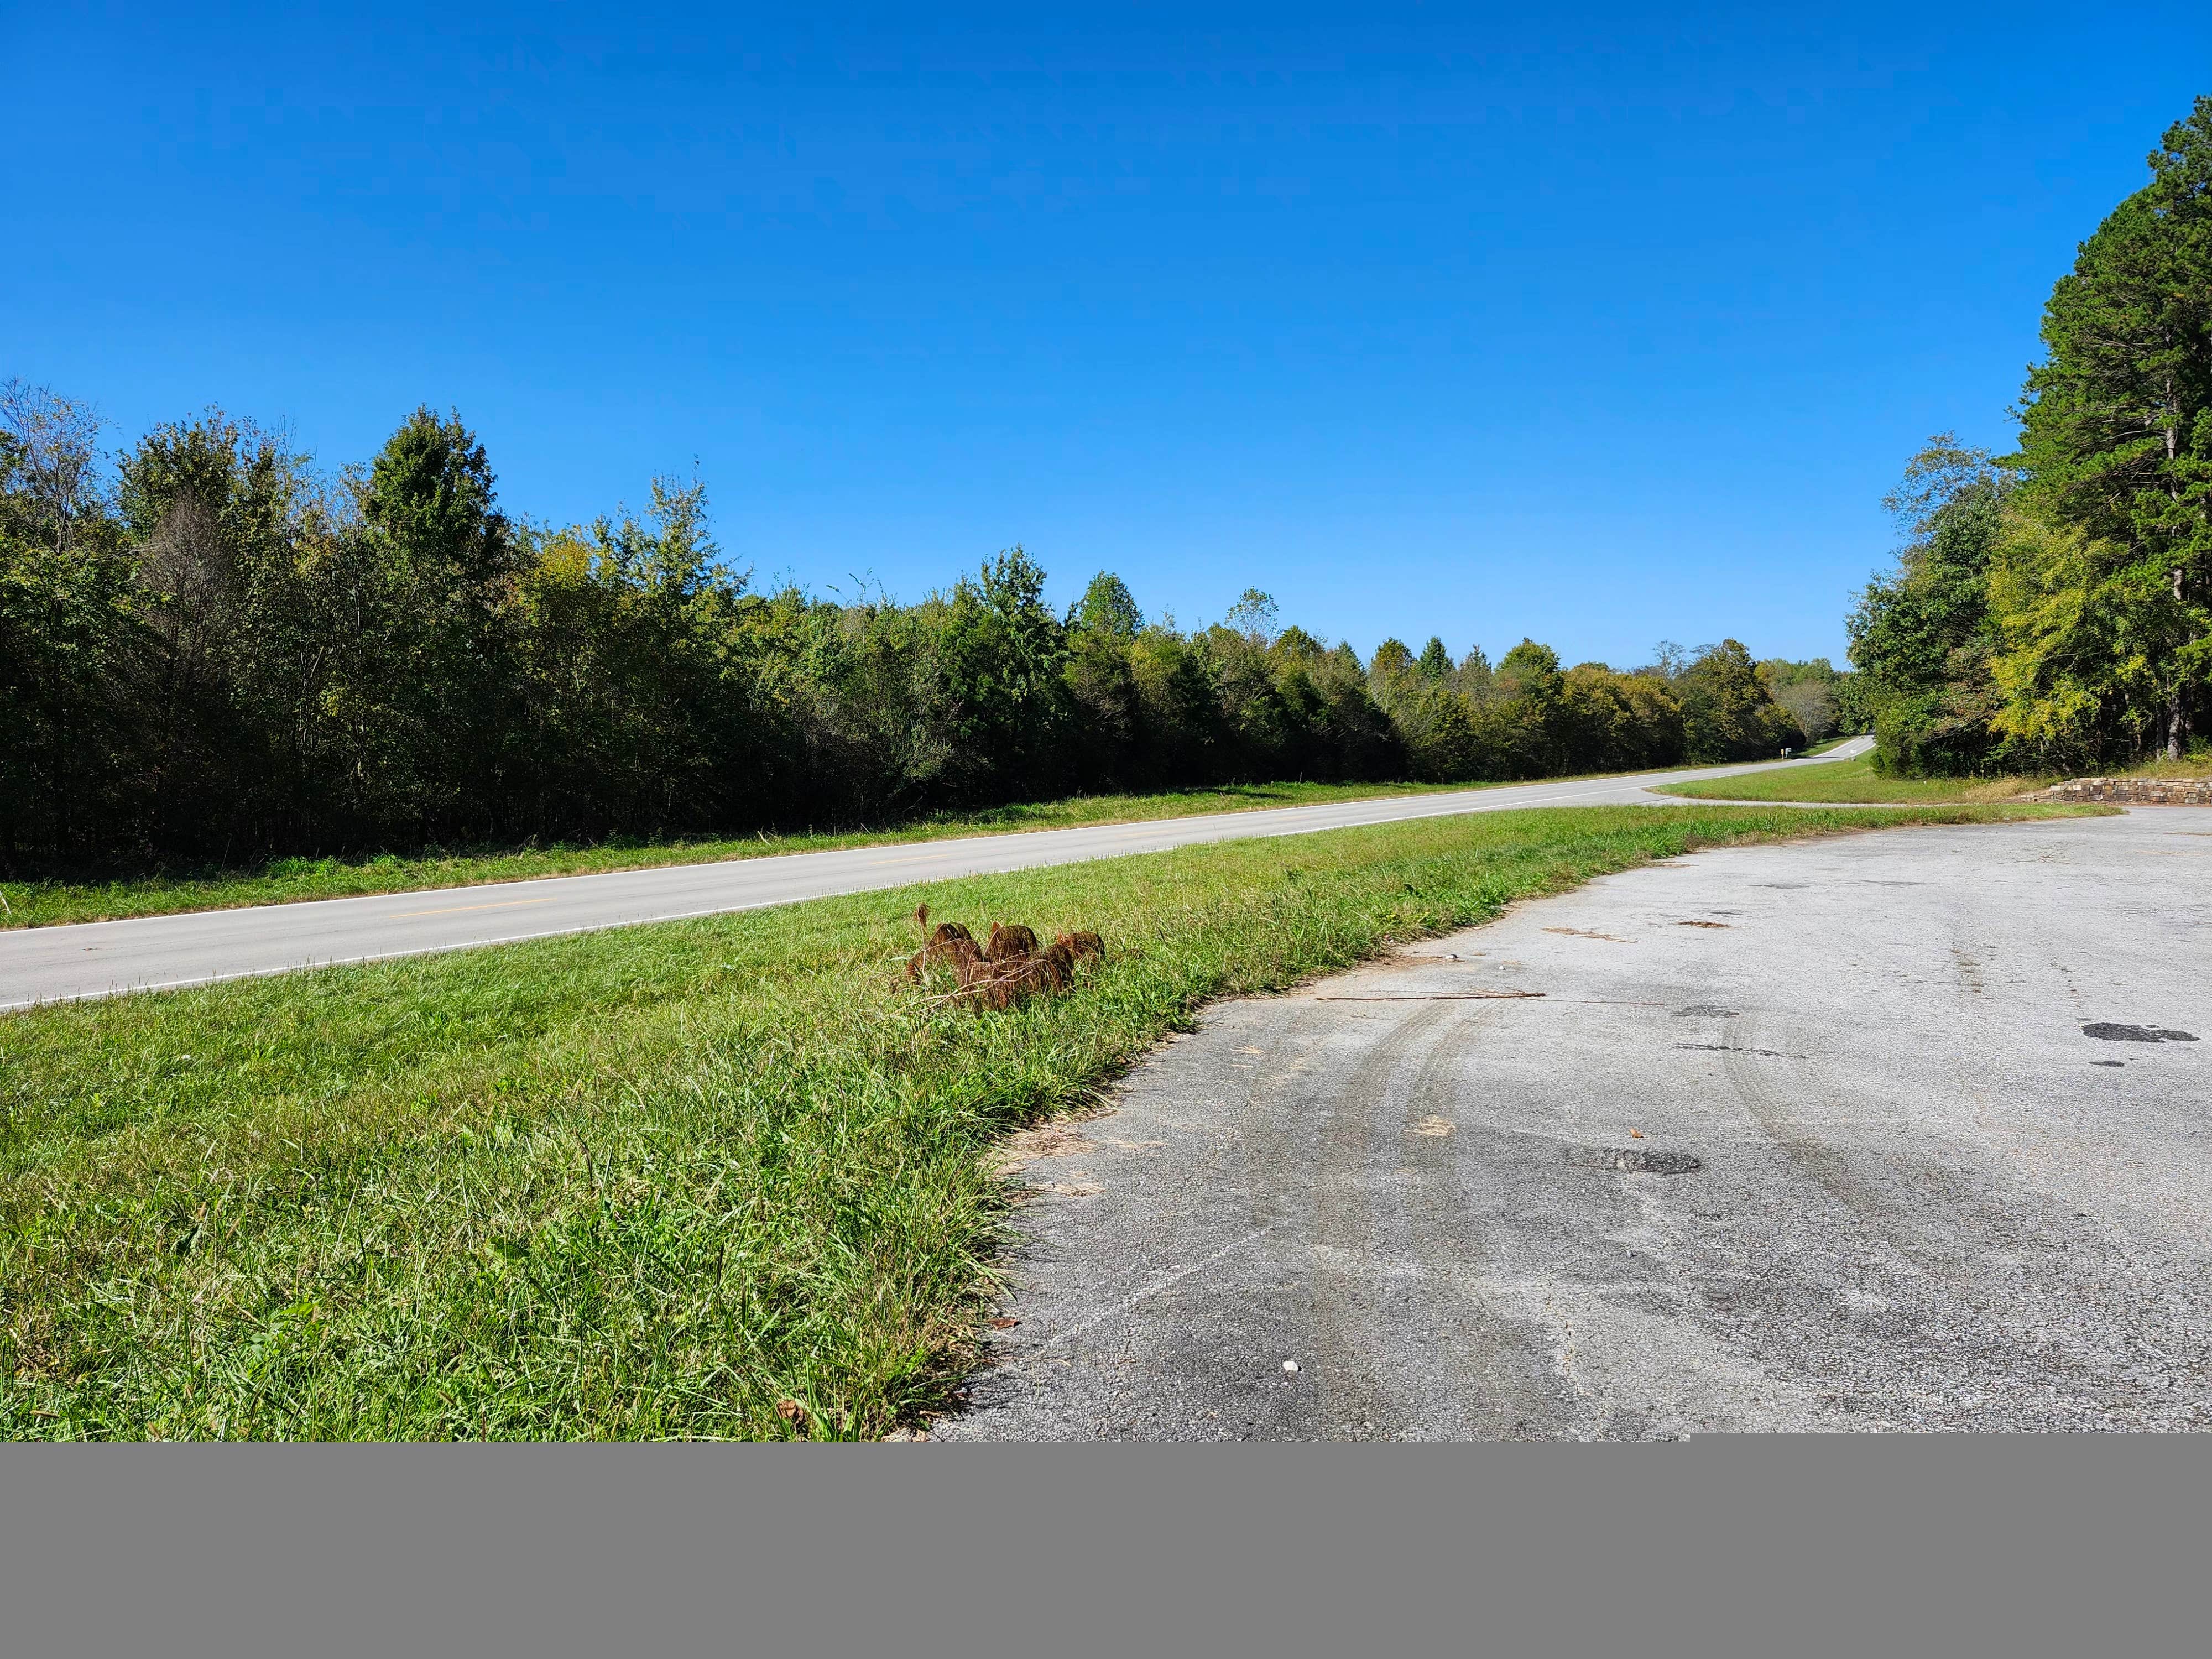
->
941, 808, 2212, 1438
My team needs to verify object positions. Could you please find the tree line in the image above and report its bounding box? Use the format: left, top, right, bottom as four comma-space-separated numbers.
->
1850, 96, 2212, 774
2, 393, 1828, 870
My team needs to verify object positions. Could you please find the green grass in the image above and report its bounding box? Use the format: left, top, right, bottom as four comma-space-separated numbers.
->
1658, 740, 2212, 806
2106, 744, 2212, 778
1655, 756, 2054, 804
0, 801, 2088, 1441
1, 779, 1512, 931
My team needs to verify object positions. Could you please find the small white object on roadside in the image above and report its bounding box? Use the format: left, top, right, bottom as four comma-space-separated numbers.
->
1282, 1360, 1300, 1373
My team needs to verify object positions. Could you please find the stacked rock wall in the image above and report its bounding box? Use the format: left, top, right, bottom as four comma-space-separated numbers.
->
2036, 778, 2212, 805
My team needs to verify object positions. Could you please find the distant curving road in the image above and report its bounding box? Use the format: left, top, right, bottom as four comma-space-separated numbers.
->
1, 739, 1872, 1011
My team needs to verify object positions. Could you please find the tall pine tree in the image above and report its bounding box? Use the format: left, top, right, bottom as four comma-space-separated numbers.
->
2017, 97, 2212, 757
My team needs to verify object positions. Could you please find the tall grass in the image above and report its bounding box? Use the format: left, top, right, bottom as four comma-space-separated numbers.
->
0, 803, 2080, 1439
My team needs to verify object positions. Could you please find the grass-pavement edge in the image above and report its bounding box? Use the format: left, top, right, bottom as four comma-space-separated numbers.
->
0, 803, 2094, 1441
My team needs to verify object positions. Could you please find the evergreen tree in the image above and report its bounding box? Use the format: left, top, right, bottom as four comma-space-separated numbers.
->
337, 408, 523, 836
2017, 97, 2212, 757
1075, 571, 1142, 638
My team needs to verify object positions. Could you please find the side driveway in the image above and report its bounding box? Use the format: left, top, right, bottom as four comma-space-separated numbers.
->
944, 807, 2212, 1438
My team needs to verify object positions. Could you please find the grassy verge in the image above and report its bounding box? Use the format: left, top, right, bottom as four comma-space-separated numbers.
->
2105, 747, 2212, 778
1, 801, 2086, 1441
1654, 757, 2053, 804
2, 778, 1514, 931
1794, 734, 1862, 758
1658, 741, 2212, 806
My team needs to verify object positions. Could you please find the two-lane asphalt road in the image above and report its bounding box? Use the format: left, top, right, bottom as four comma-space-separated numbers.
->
1, 740, 1871, 1011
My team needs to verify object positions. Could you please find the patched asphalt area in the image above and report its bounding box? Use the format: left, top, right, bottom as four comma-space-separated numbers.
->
936, 808, 2212, 1439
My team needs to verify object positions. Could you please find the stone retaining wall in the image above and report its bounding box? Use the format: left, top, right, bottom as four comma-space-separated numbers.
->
2035, 778, 2212, 805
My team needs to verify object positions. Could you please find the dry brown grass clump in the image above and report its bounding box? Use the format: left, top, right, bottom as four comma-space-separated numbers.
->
904, 910, 1105, 1010
905, 904, 984, 980
1056, 930, 1105, 964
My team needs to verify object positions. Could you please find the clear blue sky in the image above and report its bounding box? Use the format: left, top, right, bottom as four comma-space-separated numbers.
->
9, 3, 2209, 667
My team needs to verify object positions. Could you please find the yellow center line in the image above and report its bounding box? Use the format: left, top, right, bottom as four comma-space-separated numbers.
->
387, 897, 560, 919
